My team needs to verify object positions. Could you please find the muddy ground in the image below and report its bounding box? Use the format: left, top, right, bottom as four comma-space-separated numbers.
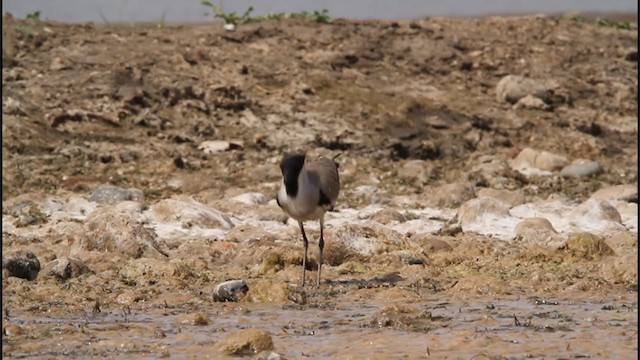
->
2, 12, 638, 359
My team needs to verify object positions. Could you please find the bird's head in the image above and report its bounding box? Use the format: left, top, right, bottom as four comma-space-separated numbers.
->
280, 154, 306, 174
280, 154, 306, 196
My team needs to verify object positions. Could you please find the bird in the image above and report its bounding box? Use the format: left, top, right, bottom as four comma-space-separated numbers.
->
276, 153, 340, 287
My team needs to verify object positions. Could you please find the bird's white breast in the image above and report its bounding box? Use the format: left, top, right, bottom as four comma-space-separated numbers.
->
277, 171, 324, 221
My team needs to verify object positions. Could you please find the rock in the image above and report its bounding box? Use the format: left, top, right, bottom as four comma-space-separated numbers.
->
386, 250, 426, 265
476, 188, 526, 207
590, 184, 637, 203
514, 94, 551, 110
179, 312, 211, 326
225, 224, 276, 243
256, 351, 283, 360
118, 258, 181, 285
495, 75, 551, 104
231, 192, 269, 205
560, 159, 603, 178
213, 280, 249, 302
420, 182, 476, 208
2, 251, 41, 281
510, 147, 568, 176
44, 257, 89, 281
89, 185, 144, 204
79, 203, 169, 258
600, 251, 637, 285
246, 280, 292, 304
2, 322, 24, 337
457, 197, 519, 239
416, 236, 453, 253
324, 224, 410, 266
50, 57, 71, 71
3, 97, 27, 116
369, 209, 407, 224
245, 280, 291, 303
568, 198, 624, 233
3, 196, 49, 227
561, 232, 615, 260
198, 140, 243, 154
214, 328, 274, 355
513, 217, 558, 243
115, 290, 146, 305
147, 197, 236, 242
450, 275, 511, 295
397, 159, 435, 184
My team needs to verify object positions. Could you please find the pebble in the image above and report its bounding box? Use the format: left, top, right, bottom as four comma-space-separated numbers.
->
213, 279, 249, 302
198, 140, 243, 154
560, 159, 603, 178
2, 251, 41, 281
514, 94, 551, 110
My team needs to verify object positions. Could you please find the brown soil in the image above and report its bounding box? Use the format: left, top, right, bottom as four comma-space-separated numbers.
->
2, 13, 638, 359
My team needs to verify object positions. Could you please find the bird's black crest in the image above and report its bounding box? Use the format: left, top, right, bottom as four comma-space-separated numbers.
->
280, 154, 306, 197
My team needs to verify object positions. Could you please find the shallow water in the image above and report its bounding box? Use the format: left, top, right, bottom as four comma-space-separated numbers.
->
4, 291, 637, 359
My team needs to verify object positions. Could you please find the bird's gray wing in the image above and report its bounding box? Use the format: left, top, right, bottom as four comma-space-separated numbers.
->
306, 157, 340, 207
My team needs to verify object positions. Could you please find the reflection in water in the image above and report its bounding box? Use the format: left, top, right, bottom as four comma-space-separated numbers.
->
1, 0, 638, 23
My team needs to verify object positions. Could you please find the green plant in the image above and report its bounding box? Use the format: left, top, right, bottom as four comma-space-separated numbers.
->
200, 1, 331, 25
595, 17, 635, 30
564, 14, 636, 31
201, 1, 255, 25
25, 11, 41, 21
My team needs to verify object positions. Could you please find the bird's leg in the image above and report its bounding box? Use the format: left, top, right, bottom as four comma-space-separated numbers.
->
317, 217, 325, 287
299, 221, 309, 287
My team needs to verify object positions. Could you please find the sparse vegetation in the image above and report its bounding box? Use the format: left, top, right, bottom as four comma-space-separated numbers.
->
564, 14, 637, 30
201, 1, 331, 25
25, 11, 41, 21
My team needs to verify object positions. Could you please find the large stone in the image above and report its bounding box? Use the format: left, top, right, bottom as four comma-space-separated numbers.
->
146, 197, 236, 241
2, 251, 41, 281
568, 198, 624, 233
560, 159, 603, 178
476, 188, 526, 207
590, 184, 637, 203
324, 224, 410, 266
79, 202, 169, 259
214, 328, 274, 355
419, 182, 476, 208
496, 75, 552, 104
458, 197, 519, 239
89, 185, 144, 204
513, 217, 558, 243
562, 232, 615, 260
213, 280, 249, 302
43, 257, 89, 281
510, 147, 568, 175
